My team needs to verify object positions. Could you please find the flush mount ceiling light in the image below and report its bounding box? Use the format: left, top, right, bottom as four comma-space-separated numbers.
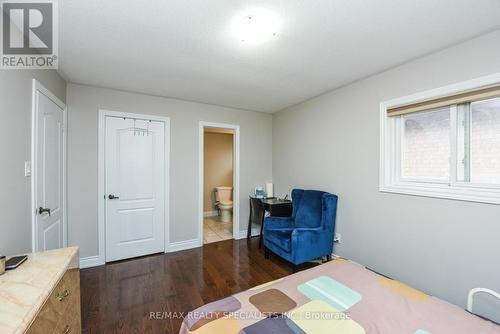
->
231, 9, 281, 45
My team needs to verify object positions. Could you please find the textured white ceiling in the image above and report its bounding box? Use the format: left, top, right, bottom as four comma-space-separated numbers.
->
59, 0, 500, 113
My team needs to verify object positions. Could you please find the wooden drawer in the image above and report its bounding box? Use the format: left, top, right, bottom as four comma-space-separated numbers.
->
53, 296, 81, 334
26, 268, 81, 334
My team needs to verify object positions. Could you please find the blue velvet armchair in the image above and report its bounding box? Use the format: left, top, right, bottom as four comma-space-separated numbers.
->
263, 189, 338, 265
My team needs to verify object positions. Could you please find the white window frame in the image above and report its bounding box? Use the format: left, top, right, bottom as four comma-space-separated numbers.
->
380, 73, 500, 205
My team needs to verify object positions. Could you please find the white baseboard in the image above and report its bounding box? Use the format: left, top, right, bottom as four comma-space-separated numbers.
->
80, 255, 104, 269
167, 238, 200, 253
204, 210, 219, 218
238, 227, 261, 239
80, 239, 200, 268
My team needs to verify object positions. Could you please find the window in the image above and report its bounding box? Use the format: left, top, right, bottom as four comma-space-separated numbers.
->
402, 108, 450, 181
469, 99, 500, 184
380, 76, 500, 204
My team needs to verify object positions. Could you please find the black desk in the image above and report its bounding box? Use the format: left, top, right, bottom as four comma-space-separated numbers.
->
248, 197, 293, 246
261, 198, 293, 217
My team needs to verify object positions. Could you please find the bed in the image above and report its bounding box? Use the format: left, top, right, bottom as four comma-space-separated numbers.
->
179, 258, 500, 334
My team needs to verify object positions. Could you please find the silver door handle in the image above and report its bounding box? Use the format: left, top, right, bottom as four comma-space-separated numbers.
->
108, 194, 119, 200
38, 207, 51, 216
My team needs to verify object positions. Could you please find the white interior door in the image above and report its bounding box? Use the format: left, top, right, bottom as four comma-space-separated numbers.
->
33, 84, 66, 252
105, 116, 165, 262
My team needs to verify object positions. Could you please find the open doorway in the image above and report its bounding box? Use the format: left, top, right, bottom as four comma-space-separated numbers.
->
198, 122, 240, 245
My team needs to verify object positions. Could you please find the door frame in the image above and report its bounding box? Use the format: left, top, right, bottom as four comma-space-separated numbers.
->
98, 109, 170, 265
31, 79, 68, 252
198, 121, 240, 246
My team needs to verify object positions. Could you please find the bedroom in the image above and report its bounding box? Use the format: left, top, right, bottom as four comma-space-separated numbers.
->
0, 1, 499, 333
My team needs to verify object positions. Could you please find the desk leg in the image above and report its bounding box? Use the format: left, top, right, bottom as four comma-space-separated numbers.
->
247, 216, 252, 240
259, 216, 265, 248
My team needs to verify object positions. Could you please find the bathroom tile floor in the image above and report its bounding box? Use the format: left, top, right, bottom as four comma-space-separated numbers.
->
204, 217, 233, 244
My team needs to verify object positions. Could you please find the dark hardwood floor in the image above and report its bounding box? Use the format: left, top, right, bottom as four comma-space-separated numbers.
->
80, 237, 315, 334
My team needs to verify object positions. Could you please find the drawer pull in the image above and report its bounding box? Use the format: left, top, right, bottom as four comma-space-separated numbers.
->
56, 289, 70, 301
62, 325, 71, 334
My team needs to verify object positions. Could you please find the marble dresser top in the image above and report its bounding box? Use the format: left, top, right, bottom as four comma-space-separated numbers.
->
0, 247, 79, 334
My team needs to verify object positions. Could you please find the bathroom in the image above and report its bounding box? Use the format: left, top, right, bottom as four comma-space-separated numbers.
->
203, 127, 234, 244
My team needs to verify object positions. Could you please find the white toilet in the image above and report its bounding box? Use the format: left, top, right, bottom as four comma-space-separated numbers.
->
215, 186, 233, 223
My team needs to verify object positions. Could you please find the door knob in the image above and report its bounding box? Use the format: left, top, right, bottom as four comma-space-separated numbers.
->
38, 207, 51, 216
108, 194, 120, 200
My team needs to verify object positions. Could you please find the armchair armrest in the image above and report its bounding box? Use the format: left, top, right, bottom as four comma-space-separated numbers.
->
292, 227, 321, 238
292, 227, 333, 249
264, 216, 294, 230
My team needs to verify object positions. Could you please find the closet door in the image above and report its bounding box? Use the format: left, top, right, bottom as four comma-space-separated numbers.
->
105, 116, 165, 262
33, 83, 66, 251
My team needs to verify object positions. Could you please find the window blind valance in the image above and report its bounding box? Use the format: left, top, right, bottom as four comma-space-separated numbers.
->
387, 84, 500, 116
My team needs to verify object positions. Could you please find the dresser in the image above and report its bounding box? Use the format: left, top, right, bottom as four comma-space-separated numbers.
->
0, 247, 81, 334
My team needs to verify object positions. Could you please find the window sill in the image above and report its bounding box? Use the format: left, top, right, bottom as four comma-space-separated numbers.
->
380, 182, 500, 205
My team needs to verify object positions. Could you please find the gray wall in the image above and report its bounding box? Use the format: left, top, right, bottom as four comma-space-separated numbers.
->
66, 84, 272, 258
272, 29, 500, 321
0, 70, 66, 256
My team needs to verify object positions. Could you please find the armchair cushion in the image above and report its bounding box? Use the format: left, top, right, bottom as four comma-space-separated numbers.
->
265, 229, 293, 252
292, 228, 324, 250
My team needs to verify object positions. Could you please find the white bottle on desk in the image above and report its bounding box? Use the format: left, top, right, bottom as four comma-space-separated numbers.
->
265, 182, 274, 198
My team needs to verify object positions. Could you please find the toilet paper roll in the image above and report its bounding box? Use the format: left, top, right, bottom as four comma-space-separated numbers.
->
265, 182, 274, 198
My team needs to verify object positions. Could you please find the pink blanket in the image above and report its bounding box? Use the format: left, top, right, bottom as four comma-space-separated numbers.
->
179, 259, 500, 334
